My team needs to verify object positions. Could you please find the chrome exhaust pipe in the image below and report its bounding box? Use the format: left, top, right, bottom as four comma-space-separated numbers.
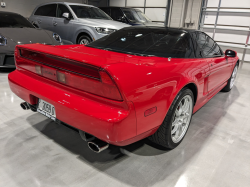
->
20, 102, 30, 110
88, 139, 109, 153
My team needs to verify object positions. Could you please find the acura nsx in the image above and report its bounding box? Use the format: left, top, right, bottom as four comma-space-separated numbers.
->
8, 27, 239, 152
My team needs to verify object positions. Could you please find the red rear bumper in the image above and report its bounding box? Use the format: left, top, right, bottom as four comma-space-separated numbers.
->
8, 70, 137, 146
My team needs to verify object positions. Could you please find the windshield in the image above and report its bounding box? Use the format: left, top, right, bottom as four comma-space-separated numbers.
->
87, 28, 194, 58
122, 9, 151, 23
70, 5, 112, 20
0, 13, 34, 28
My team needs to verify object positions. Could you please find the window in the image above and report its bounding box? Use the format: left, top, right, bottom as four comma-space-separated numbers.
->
0, 12, 34, 28
100, 8, 111, 17
189, 32, 203, 58
69, 5, 112, 20
87, 28, 195, 58
197, 32, 223, 57
57, 4, 72, 18
122, 8, 151, 23
111, 8, 123, 21
34, 4, 57, 17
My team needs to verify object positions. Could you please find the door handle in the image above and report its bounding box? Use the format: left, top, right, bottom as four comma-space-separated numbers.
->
53, 22, 57, 26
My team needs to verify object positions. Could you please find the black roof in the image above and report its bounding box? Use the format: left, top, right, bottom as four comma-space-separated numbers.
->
0, 11, 21, 16
121, 26, 199, 33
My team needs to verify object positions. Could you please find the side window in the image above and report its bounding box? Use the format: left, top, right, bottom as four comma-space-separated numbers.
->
190, 32, 202, 58
34, 4, 57, 17
111, 8, 123, 21
101, 8, 111, 16
57, 4, 73, 18
197, 32, 223, 57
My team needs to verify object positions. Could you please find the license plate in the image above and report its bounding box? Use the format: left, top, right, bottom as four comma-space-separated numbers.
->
37, 99, 56, 121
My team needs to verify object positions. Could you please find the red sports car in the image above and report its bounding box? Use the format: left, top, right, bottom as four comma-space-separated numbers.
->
8, 27, 239, 153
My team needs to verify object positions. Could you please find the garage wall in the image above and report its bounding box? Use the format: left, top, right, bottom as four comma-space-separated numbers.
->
200, 0, 250, 62
168, 0, 202, 29
88, 0, 108, 7
109, 0, 168, 23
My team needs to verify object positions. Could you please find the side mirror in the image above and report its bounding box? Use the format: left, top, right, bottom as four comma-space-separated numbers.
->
225, 50, 236, 57
62, 12, 70, 19
32, 22, 39, 28
116, 16, 126, 23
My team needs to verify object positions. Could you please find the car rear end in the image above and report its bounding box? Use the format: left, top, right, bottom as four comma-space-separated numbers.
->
8, 44, 137, 147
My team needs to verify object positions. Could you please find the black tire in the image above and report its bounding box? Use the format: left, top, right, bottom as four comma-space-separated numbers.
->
221, 63, 239, 92
148, 88, 194, 149
77, 35, 92, 45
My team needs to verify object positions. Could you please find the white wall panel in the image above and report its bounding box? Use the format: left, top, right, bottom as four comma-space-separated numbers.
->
207, 0, 219, 7
146, 0, 167, 7
109, 0, 126, 7
221, 0, 250, 8
244, 52, 250, 62
214, 33, 247, 44
127, 0, 144, 7
145, 8, 166, 22
204, 14, 217, 24
217, 16, 250, 27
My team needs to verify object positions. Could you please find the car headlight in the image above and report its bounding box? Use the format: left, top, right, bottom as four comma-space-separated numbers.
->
95, 27, 117, 34
53, 33, 62, 43
0, 35, 7, 46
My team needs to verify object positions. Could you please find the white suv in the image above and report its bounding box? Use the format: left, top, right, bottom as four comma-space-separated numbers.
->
29, 2, 130, 44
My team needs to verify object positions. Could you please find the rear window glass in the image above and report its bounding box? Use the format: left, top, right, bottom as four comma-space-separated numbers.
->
0, 13, 34, 28
87, 28, 194, 58
34, 4, 57, 17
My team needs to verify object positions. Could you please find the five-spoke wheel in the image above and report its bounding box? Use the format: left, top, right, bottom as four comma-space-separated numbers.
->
171, 95, 193, 143
149, 88, 194, 149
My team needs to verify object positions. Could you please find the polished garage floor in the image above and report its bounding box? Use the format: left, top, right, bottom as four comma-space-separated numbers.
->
0, 63, 250, 187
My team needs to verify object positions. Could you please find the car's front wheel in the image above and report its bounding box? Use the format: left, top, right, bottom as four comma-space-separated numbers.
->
78, 35, 92, 45
222, 63, 239, 92
149, 88, 194, 149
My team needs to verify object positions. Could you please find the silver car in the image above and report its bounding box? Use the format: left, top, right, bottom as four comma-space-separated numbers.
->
29, 2, 130, 44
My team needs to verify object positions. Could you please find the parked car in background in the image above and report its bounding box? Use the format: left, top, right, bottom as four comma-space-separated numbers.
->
29, 2, 130, 45
0, 11, 62, 69
99, 7, 163, 26
9, 27, 239, 153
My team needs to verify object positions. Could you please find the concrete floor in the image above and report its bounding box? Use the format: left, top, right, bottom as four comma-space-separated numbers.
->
0, 63, 250, 187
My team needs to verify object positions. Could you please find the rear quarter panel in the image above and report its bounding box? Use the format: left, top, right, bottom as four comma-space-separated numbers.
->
104, 56, 207, 135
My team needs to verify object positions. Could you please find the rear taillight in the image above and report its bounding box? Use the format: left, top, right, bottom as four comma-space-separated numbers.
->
55, 70, 122, 101
16, 48, 123, 101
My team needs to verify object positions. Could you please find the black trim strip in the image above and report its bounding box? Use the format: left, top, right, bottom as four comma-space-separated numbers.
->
19, 49, 101, 81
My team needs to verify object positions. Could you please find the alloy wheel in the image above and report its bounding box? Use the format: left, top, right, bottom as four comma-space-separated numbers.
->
80, 39, 90, 45
230, 65, 238, 89
171, 95, 193, 143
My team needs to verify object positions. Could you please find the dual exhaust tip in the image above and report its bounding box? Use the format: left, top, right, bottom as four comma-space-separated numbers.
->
20, 102, 37, 112
20, 102, 109, 153
20, 102, 30, 110
88, 139, 109, 153
79, 130, 109, 153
